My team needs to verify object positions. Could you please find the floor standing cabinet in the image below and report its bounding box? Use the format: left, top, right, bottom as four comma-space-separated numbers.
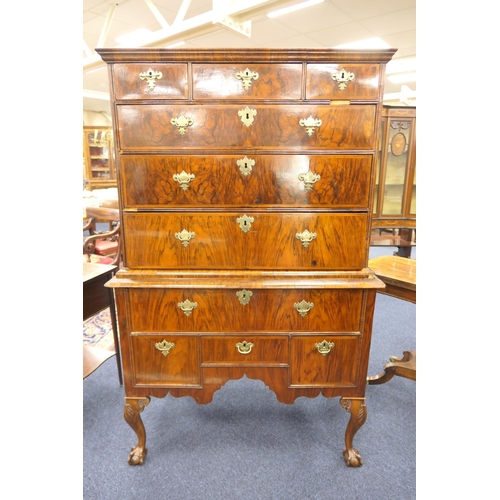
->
97, 48, 395, 467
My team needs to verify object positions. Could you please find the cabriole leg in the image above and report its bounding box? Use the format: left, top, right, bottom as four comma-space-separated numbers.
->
124, 396, 150, 465
339, 397, 367, 467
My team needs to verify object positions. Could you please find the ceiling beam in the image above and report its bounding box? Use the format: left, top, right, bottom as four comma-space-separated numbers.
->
144, 0, 170, 30
84, 0, 298, 72
96, 3, 116, 49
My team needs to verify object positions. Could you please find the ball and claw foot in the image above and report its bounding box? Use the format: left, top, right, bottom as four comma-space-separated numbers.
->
343, 448, 363, 467
128, 445, 147, 465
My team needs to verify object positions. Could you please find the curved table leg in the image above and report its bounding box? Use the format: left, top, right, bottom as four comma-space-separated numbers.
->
367, 350, 416, 385
124, 396, 151, 465
339, 397, 367, 467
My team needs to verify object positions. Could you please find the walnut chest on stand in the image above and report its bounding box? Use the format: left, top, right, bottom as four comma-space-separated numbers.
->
97, 47, 395, 467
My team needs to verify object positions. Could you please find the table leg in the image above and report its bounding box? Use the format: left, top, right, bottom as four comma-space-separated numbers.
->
340, 397, 367, 467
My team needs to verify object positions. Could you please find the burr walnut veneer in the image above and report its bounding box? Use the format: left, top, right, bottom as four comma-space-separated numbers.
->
97, 48, 395, 467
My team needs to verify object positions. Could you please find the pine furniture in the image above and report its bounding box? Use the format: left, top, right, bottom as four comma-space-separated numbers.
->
97, 47, 395, 467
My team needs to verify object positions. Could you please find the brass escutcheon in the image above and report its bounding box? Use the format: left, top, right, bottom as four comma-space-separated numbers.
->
236, 156, 255, 176
177, 299, 198, 316
294, 300, 314, 317
236, 289, 253, 305
296, 229, 317, 248
235, 68, 259, 90
236, 340, 254, 355
238, 106, 257, 127
315, 340, 335, 356
299, 116, 322, 136
173, 170, 195, 190
175, 229, 195, 247
236, 214, 254, 233
139, 68, 163, 90
155, 340, 175, 356
171, 114, 193, 135
332, 68, 355, 90
298, 170, 321, 190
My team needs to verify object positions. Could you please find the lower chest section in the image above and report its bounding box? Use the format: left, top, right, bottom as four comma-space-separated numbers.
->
115, 286, 377, 395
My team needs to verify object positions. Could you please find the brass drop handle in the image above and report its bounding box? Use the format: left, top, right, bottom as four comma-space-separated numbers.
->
175, 229, 195, 247
236, 340, 254, 355
315, 340, 335, 356
299, 116, 322, 136
294, 300, 314, 317
177, 299, 198, 317
298, 170, 321, 190
171, 114, 193, 135
296, 229, 317, 248
173, 170, 195, 190
155, 340, 175, 356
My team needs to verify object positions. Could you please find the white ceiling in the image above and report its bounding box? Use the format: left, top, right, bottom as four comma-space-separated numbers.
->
83, 0, 416, 114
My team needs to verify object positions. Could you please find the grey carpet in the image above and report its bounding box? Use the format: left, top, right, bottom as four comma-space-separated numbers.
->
84, 248, 416, 500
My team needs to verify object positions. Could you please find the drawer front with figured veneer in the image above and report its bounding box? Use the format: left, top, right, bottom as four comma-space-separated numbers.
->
192, 64, 302, 100
123, 212, 369, 270
116, 104, 376, 151
112, 63, 189, 100
201, 336, 288, 365
290, 335, 360, 387
127, 288, 363, 334
121, 154, 373, 209
306, 64, 381, 101
130, 334, 200, 387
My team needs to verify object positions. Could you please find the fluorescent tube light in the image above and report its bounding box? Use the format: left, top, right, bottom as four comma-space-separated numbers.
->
268, 0, 324, 18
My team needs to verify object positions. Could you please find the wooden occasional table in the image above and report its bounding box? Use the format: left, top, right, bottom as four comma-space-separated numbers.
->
367, 256, 416, 384
83, 262, 122, 384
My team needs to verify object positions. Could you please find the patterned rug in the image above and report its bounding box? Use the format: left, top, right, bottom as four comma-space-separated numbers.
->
83, 308, 115, 351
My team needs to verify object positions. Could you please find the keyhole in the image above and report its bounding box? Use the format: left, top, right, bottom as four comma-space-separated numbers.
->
341, 71, 345, 78
246, 113, 249, 119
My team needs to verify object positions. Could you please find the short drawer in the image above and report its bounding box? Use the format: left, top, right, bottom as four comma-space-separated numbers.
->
306, 64, 381, 101
112, 63, 188, 100
122, 212, 369, 270
127, 288, 363, 333
290, 335, 360, 387
116, 104, 376, 151
121, 154, 372, 210
192, 64, 302, 100
201, 336, 288, 365
130, 334, 200, 387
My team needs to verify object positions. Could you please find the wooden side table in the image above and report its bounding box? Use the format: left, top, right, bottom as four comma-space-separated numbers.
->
367, 256, 416, 384
83, 262, 122, 384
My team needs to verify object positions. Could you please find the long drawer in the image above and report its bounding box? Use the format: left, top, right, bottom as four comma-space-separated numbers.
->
126, 287, 364, 333
122, 212, 369, 270
120, 154, 373, 209
116, 104, 376, 151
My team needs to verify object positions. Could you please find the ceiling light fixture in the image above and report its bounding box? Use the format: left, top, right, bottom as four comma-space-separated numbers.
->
267, 0, 324, 19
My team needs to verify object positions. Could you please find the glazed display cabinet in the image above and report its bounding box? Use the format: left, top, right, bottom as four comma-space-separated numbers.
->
83, 126, 116, 189
371, 106, 416, 257
97, 47, 395, 467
